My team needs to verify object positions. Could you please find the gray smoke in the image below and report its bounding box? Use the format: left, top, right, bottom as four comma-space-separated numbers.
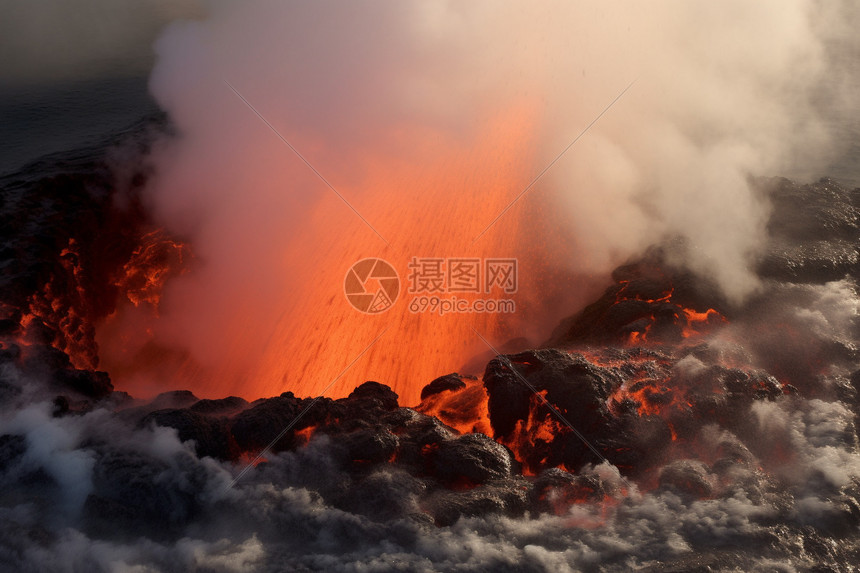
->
3, 275, 860, 571
2, 2, 860, 572
98, 0, 860, 394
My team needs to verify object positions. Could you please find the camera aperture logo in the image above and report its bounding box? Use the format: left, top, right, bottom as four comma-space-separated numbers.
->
344, 258, 400, 314
345, 257, 516, 316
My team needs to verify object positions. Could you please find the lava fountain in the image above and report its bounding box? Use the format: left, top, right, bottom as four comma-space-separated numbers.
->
94, 0, 841, 404
97, 101, 580, 403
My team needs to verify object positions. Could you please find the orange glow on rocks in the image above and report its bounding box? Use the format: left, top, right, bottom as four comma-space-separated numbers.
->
681, 307, 726, 339
293, 425, 319, 447
499, 390, 569, 476
415, 378, 491, 436
20, 239, 97, 369
613, 285, 728, 346
114, 230, 190, 311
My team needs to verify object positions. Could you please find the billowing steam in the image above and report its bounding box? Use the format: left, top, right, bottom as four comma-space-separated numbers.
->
2, 268, 859, 570
3, 2, 860, 571
94, 0, 856, 401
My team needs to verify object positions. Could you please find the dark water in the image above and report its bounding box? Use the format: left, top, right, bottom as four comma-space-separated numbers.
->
0, 75, 159, 175
1, 0, 858, 185
1, 72, 857, 185
0, 0, 189, 174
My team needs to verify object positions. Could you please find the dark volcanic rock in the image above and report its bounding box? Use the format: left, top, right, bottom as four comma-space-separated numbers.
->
141, 409, 237, 460
386, 407, 458, 446
386, 412, 459, 474
188, 396, 249, 416
603, 412, 674, 472
764, 177, 859, 242
52, 368, 113, 399
332, 469, 427, 521
337, 427, 400, 465
658, 459, 713, 499
483, 349, 632, 472
531, 467, 607, 513
432, 433, 516, 485
484, 349, 622, 439
758, 177, 860, 283
547, 246, 729, 347
0, 117, 166, 368
424, 478, 530, 526
82, 449, 204, 541
344, 381, 400, 411
759, 239, 860, 283
667, 364, 784, 438
116, 389, 202, 423
149, 390, 199, 411
230, 393, 305, 452
420, 373, 469, 401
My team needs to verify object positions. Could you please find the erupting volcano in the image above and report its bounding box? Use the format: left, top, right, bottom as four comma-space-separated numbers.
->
93, 100, 586, 404
2, 1, 860, 571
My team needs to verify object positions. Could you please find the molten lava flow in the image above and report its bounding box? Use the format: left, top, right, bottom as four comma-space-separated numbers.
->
293, 425, 318, 447
114, 230, 190, 311
681, 308, 726, 339
19, 239, 98, 369
415, 378, 491, 436
610, 378, 689, 420
91, 231, 193, 397
580, 349, 688, 426
237, 451, 268, 468
100, 102, 558, 402
240, 103, 544, 405
613, 282, 728, 346
627, 326, 651, 345
615, 281, 674, 304
500, 390, 569, 475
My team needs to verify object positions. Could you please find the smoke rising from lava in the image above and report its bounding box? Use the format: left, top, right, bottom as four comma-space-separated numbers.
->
5, 3, 860, 570
96, 1, 856, 401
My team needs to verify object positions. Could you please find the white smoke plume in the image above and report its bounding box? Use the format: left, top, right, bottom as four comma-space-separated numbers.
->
94, 0, 859, 399
4, 2, 860, 571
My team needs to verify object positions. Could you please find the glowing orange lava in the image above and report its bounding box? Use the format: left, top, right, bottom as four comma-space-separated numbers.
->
293, 425, 318, 446
114, 230, 190, 311
243, 104, 543, 405
681, 307, 726, 338
613, 283, 728, 346
20, 239, 97, 369
100, 102, 561, 403
500, 390, 569, 475
415, 378, 491, 435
